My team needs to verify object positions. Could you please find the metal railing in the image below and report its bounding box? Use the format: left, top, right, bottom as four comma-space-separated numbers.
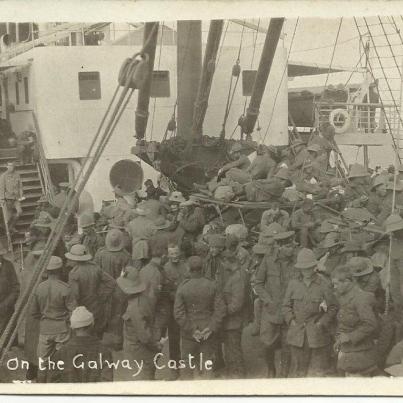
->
314, 101, 398, 135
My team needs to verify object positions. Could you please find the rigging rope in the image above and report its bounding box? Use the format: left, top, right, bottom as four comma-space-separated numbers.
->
323, 18, 343, 89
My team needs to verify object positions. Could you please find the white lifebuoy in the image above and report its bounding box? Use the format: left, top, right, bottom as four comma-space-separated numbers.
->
329, 108, 351, 134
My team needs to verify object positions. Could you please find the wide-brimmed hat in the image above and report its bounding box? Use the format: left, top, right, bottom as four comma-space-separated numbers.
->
371, 175, 388, 191
46, 256, 63, 271
153, 216, 171, 230
318, 232, 342, 249
319, 219, 340, 234
70, 306, 94, 329
340, 239, 365, 253
117, 266, 146, 295
65, 244, 92, 261
79, 212, 95, 228
169, 191, 186, 204
341, 208, 374, 223
105, 229, 124, 252
349, 257, 374, 277
384, 213, 403, 233
348, 163, 370, 179
295, 248, 318, 269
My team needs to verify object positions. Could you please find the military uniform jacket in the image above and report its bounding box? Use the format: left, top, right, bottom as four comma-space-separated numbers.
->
282, 274, 337, 348
68, 262, 115, 318
0, 171, 22, 200
94, 247, 131, 279
122, 293, 158, 350
31, 278, 76, 335
174, 275, 226, 339
336, 285, 378, 353
222, 266, 246, 330
254, 249, 293, 325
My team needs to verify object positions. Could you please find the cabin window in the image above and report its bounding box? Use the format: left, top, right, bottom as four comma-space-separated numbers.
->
78, 71, 101, 100
15, 81, 20, 105
150, 71, 170, 98
23, 77, 29, 104
242, 70, 257, 97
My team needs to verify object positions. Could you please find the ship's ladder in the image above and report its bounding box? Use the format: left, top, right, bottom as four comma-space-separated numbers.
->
354, 16, 403, 163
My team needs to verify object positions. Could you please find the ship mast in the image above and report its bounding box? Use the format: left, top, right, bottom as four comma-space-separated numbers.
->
190, 20, 224, 145
135, 21, 159, 140
177, 21, 202, 138
239, 18, 284, 138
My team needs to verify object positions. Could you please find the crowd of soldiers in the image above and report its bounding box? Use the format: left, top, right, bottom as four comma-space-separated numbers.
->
2, 122, 403, 382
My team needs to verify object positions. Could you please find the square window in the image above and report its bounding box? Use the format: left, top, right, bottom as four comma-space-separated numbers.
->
78, 71, 101, 100
242, 70, 257, 97
150, 71, 170, 98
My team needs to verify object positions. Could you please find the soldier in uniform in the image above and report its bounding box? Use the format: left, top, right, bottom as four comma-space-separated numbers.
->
174, 256, 226, 380
50, 306, 113, 382
282, 248, 337, 377
291, 198, 320, 248
260, 201, 290, 230
118, 266, 162, 381
94, 229, 131, 279
254, 225, 296, 378
331, 265, 379, 376
65, 244, 115, 338
221, 253, 247, 378
367, 175, 388, 219
203, 234, 226, 288
31, 256, 77, 382
161, 245, 189, 372
0, 161, 23, 232
344, 163, 371, 204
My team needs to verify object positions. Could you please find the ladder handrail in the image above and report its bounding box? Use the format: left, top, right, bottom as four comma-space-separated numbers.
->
31, 111, 55, 203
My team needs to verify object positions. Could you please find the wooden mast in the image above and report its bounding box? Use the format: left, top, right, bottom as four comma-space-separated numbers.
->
190, 19, 224, 145
135, 21, 159, 140
177, 21, 202, 138
239, 18, 284, 137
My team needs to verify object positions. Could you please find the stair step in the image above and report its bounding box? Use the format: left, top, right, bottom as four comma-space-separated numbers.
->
23, 185, 42, 191
18, 169, 39, 176
21, 201, 40, 208
15, 219, 34, 227
21, 178, 41, 184
24, 191, 42, 199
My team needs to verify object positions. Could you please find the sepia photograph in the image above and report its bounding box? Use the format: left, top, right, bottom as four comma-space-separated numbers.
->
0, 5, 402, 395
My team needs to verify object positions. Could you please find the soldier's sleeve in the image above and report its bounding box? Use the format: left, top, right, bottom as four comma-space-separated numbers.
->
0, 263, 19, 311
347, 293, 378, 345
173, 285, 187, 330
130, 301, 154, 347
282, 280, 295, 325
98, 268, 116, 299
68, 270, 80, 305
317, 281, 338, 329
208, 284, 226, 332
253, 258, 272, 305
226, 272, 245, 315
30, 292, 41, 320
64, 285, 77, 315
290, 210, 302, 230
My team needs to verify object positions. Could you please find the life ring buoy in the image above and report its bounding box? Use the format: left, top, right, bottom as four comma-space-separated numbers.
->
329, 108, 351, 134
